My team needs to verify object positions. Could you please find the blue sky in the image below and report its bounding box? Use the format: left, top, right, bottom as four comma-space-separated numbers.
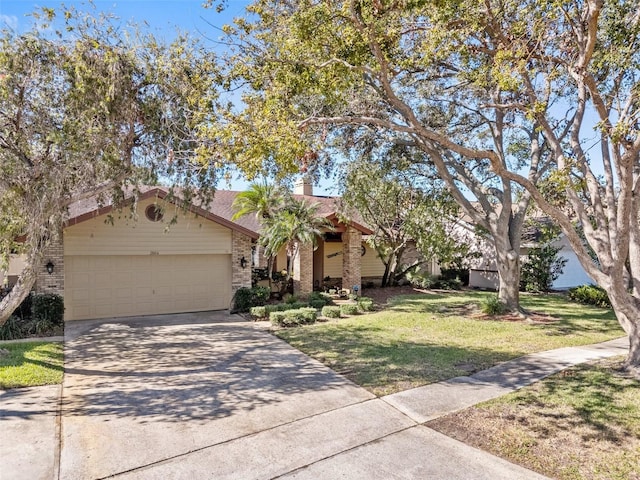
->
0, 0, 337, 195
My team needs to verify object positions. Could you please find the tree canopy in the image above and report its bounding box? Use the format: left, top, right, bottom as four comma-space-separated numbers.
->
213, 0, 640, 370
339, 146, 464, 287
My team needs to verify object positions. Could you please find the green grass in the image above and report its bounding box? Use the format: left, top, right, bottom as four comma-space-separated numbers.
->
0, 342, 64, 389
427, 356, 640, 480
275, 291, 624, 396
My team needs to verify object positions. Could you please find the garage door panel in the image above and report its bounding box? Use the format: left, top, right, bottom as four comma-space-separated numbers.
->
64, 254, 231, 321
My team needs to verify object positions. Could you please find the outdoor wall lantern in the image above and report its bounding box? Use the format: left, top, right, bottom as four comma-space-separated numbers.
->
46, 261, 55, 275
240, 256, 248, 269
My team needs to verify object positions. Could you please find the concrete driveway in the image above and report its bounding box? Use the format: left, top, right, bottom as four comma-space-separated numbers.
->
56, 311, 547, 480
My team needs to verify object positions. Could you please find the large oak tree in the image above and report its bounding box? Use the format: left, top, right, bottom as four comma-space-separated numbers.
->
210, 0, 640, 371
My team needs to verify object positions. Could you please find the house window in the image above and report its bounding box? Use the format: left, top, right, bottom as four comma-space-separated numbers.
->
145, 205, 164, 222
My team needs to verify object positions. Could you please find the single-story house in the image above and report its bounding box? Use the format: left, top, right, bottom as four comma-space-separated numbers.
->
20, 180, 428, 322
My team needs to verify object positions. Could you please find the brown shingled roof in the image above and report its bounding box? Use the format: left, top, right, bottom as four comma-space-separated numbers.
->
64, 186, 372, 237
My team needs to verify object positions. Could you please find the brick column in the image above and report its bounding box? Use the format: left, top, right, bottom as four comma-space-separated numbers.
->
342, 226, 362, 295
35, 237, 64, 296
293, 241, 313, 295
231, 231, 253, 293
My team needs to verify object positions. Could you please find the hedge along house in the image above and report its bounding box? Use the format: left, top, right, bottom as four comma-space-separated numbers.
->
35, 187, 257, 321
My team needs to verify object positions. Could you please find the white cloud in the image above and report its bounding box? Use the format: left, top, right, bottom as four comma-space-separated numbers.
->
0, 15, 19, 33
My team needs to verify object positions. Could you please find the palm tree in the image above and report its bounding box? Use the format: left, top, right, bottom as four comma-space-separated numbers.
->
260, 199, 334, 293
232, 182, 286, 289
231, 182, 284, 222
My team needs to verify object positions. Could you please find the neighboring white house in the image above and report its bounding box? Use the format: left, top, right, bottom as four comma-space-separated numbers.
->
465, 221, 594, 290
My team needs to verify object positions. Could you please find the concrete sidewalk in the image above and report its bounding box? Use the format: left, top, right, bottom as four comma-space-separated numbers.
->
0, 316, 629, 480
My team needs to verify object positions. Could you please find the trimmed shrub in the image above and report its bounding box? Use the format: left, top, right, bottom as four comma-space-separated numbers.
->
249, 306, 267, 320
32, 293, 64, 326
321, 305, 341, 318
264, 302, 306, 315
252, 286, 271, 305
340, 303, 360, 316
270, 307, 317, 327
568, 284, 611, 308
232, 286, 271, 312
309, 299, 327, 309
481, 295, 507, 315
357, 298, 375, 312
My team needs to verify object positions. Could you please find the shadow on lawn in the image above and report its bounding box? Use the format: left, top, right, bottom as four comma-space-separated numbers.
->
507, 359, 638, 444
60, 317, 358, 424
278, 323, 521, 395
388, 292, 621, 337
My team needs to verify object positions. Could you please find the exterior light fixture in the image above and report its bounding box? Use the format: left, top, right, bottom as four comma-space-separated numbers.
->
240, 256, 248, 269
46, 261, 55, 275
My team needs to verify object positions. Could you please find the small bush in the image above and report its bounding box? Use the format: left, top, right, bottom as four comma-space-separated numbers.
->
270, 307, 317, 327
309, 299, 327, 309
307, 291, 331, 307
340, 303, 360, 316
249, 306, 267, 320
568, 284, 611, 308
434, 276, 463, 290
0, 316, 28, 341
266, 302, 306, 314
252, 286, 271, 305
32, 294, 64, 326
358, 298, 375, 312
233, 286, 271, 312
321, 306, 341, 318
283, 294, 299, 304
481, 295, 507, 315
406, 270, 436, 289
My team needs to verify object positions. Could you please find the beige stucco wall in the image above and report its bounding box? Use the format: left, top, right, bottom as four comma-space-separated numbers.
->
322, 241, 386, 279
64, 197, 232, 256
1, 254, 26, 287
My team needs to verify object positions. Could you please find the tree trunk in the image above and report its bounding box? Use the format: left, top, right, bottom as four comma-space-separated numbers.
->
494, 236, 521, 313
625, 329, 640, 372
0, 258, 39, 326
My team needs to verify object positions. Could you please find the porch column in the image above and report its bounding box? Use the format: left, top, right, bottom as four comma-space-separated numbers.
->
293, 241, 313, 295
342, 226, 362, 295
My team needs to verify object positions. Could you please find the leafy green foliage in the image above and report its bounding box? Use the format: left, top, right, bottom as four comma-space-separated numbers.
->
0, 6, 221, 324
340, 155, 464, 287
270, 307, 317, 327
568, 285, 612, 309
31, 294, 65, 326
482, 295, 507, 316
340, 303, 360, 316
232, 286, 271, 312
357, 297, 375, 312
0, 316, 28, 341
321, 305, 341, 318
520, 244, 568, 293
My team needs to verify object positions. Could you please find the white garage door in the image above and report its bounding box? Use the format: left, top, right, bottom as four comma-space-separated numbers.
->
64, 254, 232, 321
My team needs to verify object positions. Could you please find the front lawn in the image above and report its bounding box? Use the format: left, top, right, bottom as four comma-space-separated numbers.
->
427, 356, 640, 480
0, 342, 64, 389
275, 291, 624, 396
